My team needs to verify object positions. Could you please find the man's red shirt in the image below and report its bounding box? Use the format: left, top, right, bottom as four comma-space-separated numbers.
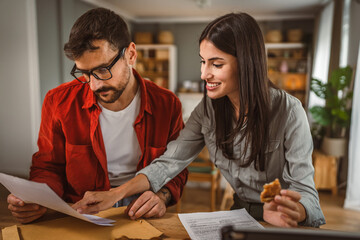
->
30, 69, 188, 204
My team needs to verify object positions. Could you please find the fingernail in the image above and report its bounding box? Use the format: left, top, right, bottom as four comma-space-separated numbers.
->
280, 189, 286, 194
275, 195, 281, 201
129, 210, 134, 216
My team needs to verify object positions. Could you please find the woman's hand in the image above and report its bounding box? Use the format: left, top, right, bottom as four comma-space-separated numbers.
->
72, 190, 119, 214
263, 189, 306, 227
72, 174, 151, 215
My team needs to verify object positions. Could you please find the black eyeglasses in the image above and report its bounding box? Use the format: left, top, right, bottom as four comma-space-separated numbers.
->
71, 47, 126, 83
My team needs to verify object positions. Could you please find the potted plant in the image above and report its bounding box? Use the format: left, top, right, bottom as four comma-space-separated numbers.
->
309, 66, 353, 157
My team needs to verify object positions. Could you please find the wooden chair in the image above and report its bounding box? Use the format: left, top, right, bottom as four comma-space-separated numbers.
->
220, 182, 235, 210
177, 147, 221, 212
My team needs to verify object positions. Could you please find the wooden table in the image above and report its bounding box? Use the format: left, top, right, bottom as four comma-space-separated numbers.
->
0, 208, 190, 240
147, 213, 190, 239
0, 185, 313, 240
0, 202, 316, 240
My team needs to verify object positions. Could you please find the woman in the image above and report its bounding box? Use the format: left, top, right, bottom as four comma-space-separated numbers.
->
73, 12, 325, 228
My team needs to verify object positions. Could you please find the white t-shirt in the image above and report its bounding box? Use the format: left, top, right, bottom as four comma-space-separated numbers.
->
98, 88, 141, 186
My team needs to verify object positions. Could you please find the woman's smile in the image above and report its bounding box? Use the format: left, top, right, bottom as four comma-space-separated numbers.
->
206, 81, 222, 90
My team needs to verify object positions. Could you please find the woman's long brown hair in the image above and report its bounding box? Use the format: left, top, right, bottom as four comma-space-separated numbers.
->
200, 13, 272, 171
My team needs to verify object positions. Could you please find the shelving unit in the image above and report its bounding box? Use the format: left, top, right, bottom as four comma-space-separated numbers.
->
134, 44, 177, 93
265, 42, 310, 108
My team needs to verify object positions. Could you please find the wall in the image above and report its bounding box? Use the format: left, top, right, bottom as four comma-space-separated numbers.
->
132, 22, 207, 90
0, 0, 40, 177
36, 0, 62, 103
37, 0, 95, 102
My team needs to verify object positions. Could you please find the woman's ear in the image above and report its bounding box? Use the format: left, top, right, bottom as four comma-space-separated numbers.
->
127, 42, 137, 66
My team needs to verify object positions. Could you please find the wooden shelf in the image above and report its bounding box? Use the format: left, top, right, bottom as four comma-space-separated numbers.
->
268, 71, 306, 75
268, 57, 307, 61
266, 43, 310, 108
265, 42, 306, 49
135, 45, 177, 92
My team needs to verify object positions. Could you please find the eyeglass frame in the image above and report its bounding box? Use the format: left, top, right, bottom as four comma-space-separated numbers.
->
70, 47, 127, 83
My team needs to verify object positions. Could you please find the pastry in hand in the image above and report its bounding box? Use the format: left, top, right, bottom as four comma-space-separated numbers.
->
260, 178, 281, 203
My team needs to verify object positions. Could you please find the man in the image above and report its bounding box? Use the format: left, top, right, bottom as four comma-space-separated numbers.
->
7, 7, 187, 223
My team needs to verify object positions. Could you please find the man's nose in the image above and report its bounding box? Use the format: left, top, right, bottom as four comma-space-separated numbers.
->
89, 75, 103, 91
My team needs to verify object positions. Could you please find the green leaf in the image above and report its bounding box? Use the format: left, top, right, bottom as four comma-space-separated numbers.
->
329, 66, 353, 90
310, 78, 326, 99
310, 66, 353, 137
310, 106, 331, 126
331, 108, 349, 122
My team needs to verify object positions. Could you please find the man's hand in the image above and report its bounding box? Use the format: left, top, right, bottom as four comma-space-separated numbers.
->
125, 187, 171, 220
263, 189, 306, 228
7, 194, 47, 224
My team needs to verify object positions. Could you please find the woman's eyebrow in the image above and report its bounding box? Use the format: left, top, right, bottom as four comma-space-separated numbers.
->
199, 54, 225, 61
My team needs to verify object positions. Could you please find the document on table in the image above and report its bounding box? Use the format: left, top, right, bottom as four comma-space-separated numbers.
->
178, 209, 264, 240
0, 172, 115, 226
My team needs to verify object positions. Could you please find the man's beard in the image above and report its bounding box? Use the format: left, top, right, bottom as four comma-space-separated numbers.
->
95, 86, 125, 103
95, 68, 130, 103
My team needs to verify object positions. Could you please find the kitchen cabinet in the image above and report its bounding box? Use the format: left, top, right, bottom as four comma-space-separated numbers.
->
134, 44, 177, 93
265, 43, 310, 108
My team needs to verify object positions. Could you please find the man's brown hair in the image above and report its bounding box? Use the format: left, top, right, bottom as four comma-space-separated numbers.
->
64, 8, 131, 60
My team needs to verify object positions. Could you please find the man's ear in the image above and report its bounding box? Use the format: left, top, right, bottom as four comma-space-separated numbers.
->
127, 42, 137, 66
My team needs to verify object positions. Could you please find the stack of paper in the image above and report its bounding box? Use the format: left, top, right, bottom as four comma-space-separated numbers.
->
178, 209, 264, 240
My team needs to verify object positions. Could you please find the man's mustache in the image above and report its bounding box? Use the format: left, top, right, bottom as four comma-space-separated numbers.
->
95, 87, 116, 93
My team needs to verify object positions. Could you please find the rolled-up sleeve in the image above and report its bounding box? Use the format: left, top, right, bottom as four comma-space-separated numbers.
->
137, 98, 207, 193
283, 101, 326, 227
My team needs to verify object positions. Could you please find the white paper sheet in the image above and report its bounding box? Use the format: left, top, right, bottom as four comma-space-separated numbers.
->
178, 209, 264, 240
0, 172, 115, 226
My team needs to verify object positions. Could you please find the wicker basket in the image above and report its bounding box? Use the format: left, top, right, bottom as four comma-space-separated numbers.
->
158, 31, 174, 44
134, 32, 153, 44
265, 30, 283, 43
287, 29, 303, 42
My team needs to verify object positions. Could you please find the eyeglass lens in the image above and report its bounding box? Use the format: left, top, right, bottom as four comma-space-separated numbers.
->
73, 68, 112, 81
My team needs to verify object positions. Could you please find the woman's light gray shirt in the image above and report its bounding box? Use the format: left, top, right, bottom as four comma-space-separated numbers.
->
138, 88, 325, 227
